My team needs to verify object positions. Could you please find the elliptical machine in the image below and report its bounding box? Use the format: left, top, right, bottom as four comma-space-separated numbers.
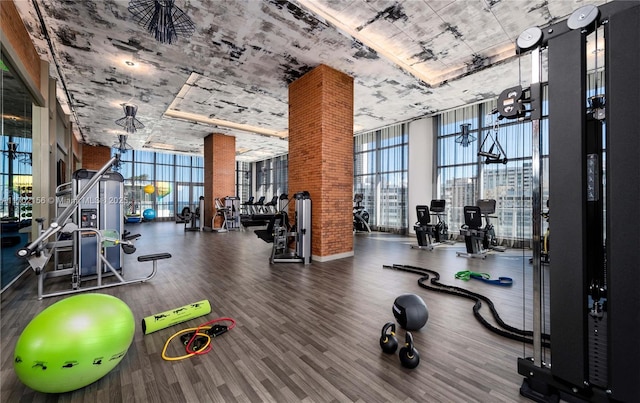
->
353, 193, 371, 233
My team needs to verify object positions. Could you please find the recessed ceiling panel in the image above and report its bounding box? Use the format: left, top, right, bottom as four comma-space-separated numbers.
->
11, 0, 609, 161
168, 73, 288, 132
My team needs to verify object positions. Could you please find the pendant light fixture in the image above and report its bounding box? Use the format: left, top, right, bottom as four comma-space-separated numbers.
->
128, 0, 195, 44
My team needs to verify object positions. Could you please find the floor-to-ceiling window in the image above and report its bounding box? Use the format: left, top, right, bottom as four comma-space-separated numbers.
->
132, 150, 154, 216
174, 153, 194, 217
436, 92, 550, 244
154, 152, 174, 219
354, 124, 408, 233
255, 155, 288, 201
113, 149, 204, 221
236, 161, 251, 203
354, 130, 376, 225
1, 51, 34, 291
437, 105, 480, 232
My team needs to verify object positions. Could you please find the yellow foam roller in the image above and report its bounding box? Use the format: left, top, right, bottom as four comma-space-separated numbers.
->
142, 300, 211, 335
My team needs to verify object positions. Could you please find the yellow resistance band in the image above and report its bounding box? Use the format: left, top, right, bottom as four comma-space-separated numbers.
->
161, 327, 212, 361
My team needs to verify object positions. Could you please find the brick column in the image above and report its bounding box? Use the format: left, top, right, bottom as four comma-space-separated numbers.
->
289, 64, 354, 261
203, 133, 236, 227
81, 144, 111, 170
1, 0, 42, 94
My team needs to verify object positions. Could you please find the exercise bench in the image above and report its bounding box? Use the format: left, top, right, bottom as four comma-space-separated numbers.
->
137, 253, 172, 280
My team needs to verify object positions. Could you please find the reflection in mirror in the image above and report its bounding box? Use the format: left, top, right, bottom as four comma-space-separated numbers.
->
1, 51, 34, 292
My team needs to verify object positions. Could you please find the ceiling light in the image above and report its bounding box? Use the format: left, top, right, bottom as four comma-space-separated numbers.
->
455, 123, 476, 147
144, 142, 194, 153
146, 143, 175, 150
115, 103, 145, 133
1, 114, 28, 122
125, 60, 136, 66
112, 134, 133, 155
128, 0, 196, 44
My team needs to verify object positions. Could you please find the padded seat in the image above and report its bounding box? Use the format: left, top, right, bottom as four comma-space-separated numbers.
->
461, 205, 483, 232
176, 206, 192, 223
254, 212, 289, 243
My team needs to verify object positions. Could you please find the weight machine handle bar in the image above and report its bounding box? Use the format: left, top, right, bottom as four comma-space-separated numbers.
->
16, 155, 120, 258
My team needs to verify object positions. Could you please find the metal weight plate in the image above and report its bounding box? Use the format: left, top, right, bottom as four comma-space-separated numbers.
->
567, 5, 599, 30
516, 27, 543, 52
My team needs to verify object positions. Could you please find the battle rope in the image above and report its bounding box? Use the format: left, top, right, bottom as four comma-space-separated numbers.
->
455, 270, 513, 286
383, 264, 550, 347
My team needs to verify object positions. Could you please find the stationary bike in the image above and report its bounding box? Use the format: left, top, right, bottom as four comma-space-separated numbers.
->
457, 199, 505, 259
412, 200, 449, 250
477, 199, 505, 252
353, 193, 371, 233
429, 199, 449, 243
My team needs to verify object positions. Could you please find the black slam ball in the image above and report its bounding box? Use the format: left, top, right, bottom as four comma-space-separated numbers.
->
393, 294, 428, 331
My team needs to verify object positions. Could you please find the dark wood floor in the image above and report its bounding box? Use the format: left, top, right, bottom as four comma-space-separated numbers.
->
1, 222, 547, 402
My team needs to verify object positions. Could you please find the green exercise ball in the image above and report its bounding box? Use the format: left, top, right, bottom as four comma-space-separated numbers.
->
14, 293, 135, 394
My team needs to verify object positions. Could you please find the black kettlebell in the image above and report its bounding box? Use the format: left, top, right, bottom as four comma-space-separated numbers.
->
379, 322, 398, 354
399, 332, 420, 369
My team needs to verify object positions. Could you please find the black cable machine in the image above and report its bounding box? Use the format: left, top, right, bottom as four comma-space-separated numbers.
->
514, 2, 640, 402
16, 150, 169, 299
255, 191, 312, 264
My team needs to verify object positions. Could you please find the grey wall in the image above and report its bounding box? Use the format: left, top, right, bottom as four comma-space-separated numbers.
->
408, 117, 434, 234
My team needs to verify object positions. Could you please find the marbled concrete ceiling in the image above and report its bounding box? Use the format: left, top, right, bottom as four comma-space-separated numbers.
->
12, 0, 608, 161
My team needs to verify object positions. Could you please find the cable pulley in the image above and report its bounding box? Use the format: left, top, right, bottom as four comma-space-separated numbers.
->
516, 27, 543, 53
567, 4, 599, 31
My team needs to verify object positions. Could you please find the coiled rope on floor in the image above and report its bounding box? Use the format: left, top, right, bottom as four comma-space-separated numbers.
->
383, 263, 550, 347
